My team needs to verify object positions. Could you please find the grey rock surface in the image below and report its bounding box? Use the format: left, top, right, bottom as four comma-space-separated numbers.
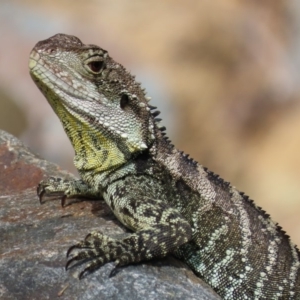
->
0, 130, 221, 300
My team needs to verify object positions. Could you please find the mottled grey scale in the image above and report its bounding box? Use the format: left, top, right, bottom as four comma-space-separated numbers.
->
30, 34, 300, 299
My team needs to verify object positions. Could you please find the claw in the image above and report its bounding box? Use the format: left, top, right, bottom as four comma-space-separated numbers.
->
65, 256, 77, 270
79, 269, 88, 280
66, 245, 78, 257
38, 189, 45, 204
61, 195, 67, 207
109, 266, 123, 278
85, 232, 93, 241
78, 262, 102, 279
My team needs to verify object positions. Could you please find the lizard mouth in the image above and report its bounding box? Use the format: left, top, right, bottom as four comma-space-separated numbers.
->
29, 50, 83, 99
29, 49, 97, 114
29, 49, 96, 134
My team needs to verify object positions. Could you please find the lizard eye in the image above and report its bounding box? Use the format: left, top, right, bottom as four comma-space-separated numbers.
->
120, 94, 129, 109
87, 61, 104, 73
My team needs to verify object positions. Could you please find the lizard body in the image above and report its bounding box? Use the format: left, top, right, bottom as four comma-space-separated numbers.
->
29, 34, 300, 299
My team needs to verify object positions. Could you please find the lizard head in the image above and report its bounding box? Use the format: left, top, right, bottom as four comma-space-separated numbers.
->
29, 34, 160, 172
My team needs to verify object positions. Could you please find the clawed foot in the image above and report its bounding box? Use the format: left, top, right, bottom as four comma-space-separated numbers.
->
66, 231, 115, 279
37, 177, 99, 207
37, 177, 71, 207
65, 231, 135, 279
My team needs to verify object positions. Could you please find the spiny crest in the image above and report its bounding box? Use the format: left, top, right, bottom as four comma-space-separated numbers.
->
148, 105, 166, 132
178, 150, 198, 167
239, 188, 299, 254
203, 167, 231, 189
197, 161, 297, 251
238, 190, 277, 222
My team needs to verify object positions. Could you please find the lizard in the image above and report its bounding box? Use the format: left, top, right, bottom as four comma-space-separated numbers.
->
29, 33, 300, 299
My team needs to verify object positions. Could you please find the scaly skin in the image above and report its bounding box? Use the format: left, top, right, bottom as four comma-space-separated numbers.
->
29, 34, 300, 299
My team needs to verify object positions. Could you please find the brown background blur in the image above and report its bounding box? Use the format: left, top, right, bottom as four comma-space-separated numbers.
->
1, 0, 300, 245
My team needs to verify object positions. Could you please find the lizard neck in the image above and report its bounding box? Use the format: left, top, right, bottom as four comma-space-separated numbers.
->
58, 107, 127, 174
73, 125, 127, 174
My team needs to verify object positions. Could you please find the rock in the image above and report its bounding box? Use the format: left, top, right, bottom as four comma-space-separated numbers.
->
0, 130, 220, 300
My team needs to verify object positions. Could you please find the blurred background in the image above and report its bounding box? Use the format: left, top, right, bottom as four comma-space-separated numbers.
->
0, 0, 300, 245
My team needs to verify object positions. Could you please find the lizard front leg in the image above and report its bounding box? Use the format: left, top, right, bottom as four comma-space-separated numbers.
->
66, 175, 192, 278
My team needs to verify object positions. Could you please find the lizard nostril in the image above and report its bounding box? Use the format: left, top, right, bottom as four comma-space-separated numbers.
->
45, 48, 56, 55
